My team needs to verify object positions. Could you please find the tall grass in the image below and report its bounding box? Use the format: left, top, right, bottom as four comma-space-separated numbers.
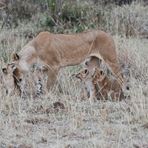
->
0, 1, 148, 147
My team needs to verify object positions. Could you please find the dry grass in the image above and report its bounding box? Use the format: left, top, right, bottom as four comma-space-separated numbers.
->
0, 3, 148, 148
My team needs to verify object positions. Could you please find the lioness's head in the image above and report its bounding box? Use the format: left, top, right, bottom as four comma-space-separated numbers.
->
11, 53, 27, 86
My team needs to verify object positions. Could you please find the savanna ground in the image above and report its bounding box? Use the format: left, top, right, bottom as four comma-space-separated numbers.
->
0, 0, 148, 147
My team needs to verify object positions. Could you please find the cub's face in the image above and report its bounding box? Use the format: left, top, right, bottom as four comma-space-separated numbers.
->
75, 69, 89, 81
92, 68, 105, 84
75, 68, 104, 81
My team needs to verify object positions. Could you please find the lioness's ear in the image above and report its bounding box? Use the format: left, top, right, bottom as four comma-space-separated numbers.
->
2, 68, 7, 74
12, 53, 19, 61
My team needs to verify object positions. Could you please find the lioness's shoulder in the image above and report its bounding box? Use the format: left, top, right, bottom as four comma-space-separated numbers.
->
34, 31, 53, 45
37, 31, 52, 38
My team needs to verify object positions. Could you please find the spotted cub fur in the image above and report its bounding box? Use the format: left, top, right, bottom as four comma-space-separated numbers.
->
75, 68, 124, 101
92, 68, 124, 101
75, 68, 96, 101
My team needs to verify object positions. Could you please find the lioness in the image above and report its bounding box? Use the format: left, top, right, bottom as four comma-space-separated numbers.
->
10, 30, 123, 90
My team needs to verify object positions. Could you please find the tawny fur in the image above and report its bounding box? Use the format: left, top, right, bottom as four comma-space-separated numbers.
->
10, 30, 123, 90
1, 64, 20, 96
75, 68, 124, 101
1, 64, 46, 96
75, 68, 96, 101
92, 68, 124, 101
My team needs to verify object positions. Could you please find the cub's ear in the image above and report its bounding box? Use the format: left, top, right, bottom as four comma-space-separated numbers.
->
84, 69, 88, 74
100, 70, 104, 75
12, 53, 19, 61
2, 68, 7, 74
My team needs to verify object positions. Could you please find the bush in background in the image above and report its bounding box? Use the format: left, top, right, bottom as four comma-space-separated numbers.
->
0, 0, 147, 38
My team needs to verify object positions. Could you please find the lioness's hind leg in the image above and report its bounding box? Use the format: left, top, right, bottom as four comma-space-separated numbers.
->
106, 60, 124, 86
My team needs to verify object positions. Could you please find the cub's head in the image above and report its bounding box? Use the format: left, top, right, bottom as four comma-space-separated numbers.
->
92, 68, 106, 84
74, 68, 103, 81
75, 69, 89, 81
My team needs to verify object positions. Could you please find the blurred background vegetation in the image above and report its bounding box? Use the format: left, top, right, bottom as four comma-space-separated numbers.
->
0, 0, 147, 37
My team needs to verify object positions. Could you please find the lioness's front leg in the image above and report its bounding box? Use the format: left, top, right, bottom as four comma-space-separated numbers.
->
47, 68, 59, 90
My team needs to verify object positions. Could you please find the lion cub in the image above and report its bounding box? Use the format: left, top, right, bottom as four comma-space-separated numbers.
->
75, 68, 124, 101
75, 68, 96, 101
1, 63, 20, 96
92, 68, 124, 101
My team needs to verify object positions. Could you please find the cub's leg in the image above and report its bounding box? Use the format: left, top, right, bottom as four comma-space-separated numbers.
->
80, 87, 89, 100
86, 80, 96, 102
